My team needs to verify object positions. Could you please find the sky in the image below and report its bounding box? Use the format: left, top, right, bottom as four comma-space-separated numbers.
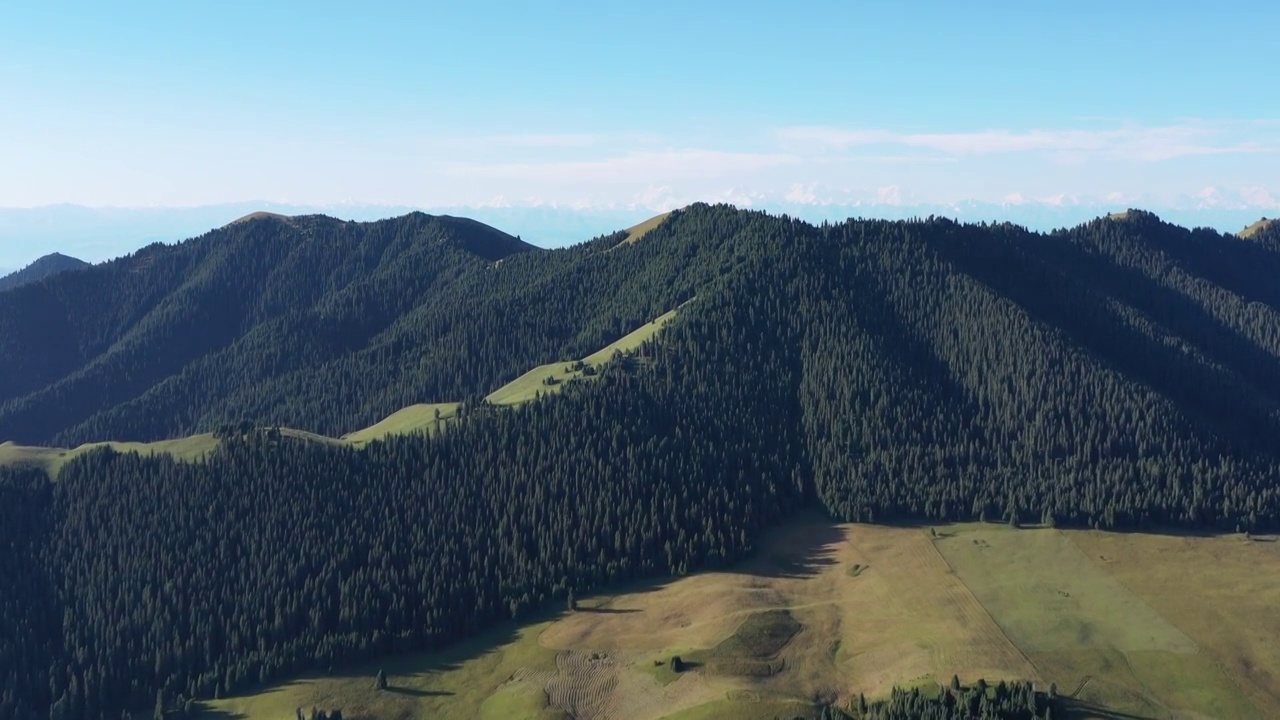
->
1, 0, 1278, 266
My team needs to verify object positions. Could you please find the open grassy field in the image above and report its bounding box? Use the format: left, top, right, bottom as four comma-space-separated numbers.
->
1239, 217, 1275, 238
610, 212, 673, 250
934, 523, 1266, 719
484, 306, 682, 407
0, 402, 462, 477
0, 433, 220, 477
1066, 529, 1280, 714
204, 519, 1280, 720
339, 402, 460, 446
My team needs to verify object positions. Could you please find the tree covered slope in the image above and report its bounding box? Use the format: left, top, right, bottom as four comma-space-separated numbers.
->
6, 204, 1280, 719
0, 252, 88, 293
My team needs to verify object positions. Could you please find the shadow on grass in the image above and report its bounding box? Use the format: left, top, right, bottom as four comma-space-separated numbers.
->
887, 514, 1276, 544
745, 514, 846, 580
1055, 698, 1159, 720
198, 618, 523, 718
197, 705, 248, 720
383, 685, 454, 697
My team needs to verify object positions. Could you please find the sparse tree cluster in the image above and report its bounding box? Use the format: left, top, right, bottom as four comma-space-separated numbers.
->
822, 679, 1053, 719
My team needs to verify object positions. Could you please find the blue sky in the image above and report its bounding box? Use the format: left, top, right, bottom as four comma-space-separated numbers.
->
1, 1, 1277, 218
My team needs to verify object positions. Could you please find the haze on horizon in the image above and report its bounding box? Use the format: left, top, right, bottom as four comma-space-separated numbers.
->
1, 0, 1277, 269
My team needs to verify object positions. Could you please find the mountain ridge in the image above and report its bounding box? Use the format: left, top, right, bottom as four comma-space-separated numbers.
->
7, 203, 1280, 720
0, 252, 88, 292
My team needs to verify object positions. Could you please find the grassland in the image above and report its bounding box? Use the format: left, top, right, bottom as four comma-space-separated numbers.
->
610, 212, 673, 250
205, 519, 1280, 720
483, 306, 682, 407
934, 524, 1265, 719
338, 402, 460, 446
0, 434, 219, 477
1239, 217, 1275, 238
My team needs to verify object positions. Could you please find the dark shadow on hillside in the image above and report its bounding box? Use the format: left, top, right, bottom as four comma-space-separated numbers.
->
192, 518, 849, 720
1054, 698, 1158, 720
933, 224, 1280, 458
384, 685, 453, 697
197, 707, 247, 720
875, 515, 1270, 543
745, 515, 845, 579
196, 616, 523, 719
1155, 227, 1280, 313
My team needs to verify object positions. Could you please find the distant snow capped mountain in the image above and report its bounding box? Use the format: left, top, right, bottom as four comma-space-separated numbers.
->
2, 196, 1277, 270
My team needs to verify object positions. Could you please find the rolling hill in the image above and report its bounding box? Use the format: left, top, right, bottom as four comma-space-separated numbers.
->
210, 518, 1280, 719
0, 252, 88, 292
7, 204, 1280, 720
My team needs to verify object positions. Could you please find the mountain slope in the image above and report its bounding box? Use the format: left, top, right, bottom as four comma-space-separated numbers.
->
1239, 217, 1275, 239
0, 252, 88, 292
0, 209, 757, 446
7, 205, 1280, 720
0, 213, 547, 445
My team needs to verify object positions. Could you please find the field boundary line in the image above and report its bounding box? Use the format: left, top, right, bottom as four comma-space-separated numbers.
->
1060, 531, 1270, 718
922, 530, 1046, 686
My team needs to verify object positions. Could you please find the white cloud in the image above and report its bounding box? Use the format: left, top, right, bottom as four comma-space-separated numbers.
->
778, 121, 1279, 162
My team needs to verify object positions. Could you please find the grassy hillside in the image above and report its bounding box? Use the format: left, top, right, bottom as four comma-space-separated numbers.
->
0, 434, 219, 478
207, 519, 1278, 719
1239, 217, 1275, 238
339, 402, 461, 446
485, 306, 683, 406
611, 211, 674, 249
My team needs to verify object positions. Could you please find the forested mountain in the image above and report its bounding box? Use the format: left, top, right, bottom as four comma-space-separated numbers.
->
5, 204, 1280, 720
0, 253, 88, 293
0, 210, 727, 446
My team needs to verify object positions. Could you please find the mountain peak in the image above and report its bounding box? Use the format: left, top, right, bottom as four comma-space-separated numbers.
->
222, 210, 295, 228
425, 213, 541, 261
0, 252, 89, 293
1239, 217, 1276, 239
